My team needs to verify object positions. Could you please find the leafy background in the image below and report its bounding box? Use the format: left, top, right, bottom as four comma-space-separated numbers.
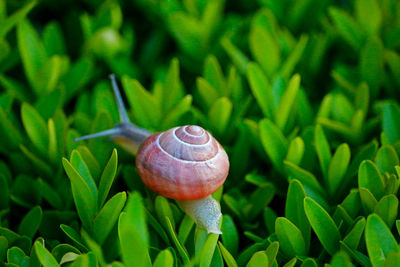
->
1, 0, 400, 266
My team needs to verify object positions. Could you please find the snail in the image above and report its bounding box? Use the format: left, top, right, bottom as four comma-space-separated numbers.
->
74, 74, 229, 234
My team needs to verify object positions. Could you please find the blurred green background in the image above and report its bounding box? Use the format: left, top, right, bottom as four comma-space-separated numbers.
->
1, 0, 400, 266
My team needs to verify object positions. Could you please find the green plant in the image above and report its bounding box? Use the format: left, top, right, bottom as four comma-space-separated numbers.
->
1, 0, 400, 266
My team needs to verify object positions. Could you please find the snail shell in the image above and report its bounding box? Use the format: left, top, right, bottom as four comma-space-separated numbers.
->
136, 125, 229, 200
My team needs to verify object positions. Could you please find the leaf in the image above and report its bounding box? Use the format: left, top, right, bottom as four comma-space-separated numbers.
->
153, 249, 174, 267
35, 55, 64, 94
93, 192, 126, 245
249, 24, 280, 76
304, 197, 341, 255
375, 146, 399, 175
280, 35, 308, 79
328, 7, 364, 51
165, 217, 190, 264
330, 251, 354, 267
265, 241, 279, 267
374, 194, 398, 229
123, 76, 161, 129
284, 161, 324, 196
204, 55, 226, 96
197, 77, 219, 110
62, 158, 97, 230
314, 125, 332, 179
0, 1, 37, 39
360, 188, 378, 214
208, 97, 232, 136
21, 103, 49, 154
218, 242, 238, 267
162, 95, 192, 129
328, 143, 350, 194
259, 119, 288, 169
355, 0, 381, 36
163, 58, 185, 113
17, 206, 42, 239
98, 149, 118, 208
366, 214, 399, 267
360, 37, 384, 97
70, 150, 98, 202
7, 246, 29, 266
358, 160, 385, 200
285, 137, 305, 166
17, 19, 48, 94
155, 196, 175, 230
221, 214, 239, 257
285, 179, 310, 248
34, 241, 60, 267
274, 74, 300, 130
118, 192, 151, 267
60, 224, 88, 251
275, 217, 307, 257
382, 102, 400, 143
199, 232, 220, 267
221, 37, 250, 74
246, 62, 274, 118
343, 217, 366, 250
247, 251, 269, 267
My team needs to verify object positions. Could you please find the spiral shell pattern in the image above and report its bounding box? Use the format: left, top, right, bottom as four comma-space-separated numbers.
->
136, 126, 229, 200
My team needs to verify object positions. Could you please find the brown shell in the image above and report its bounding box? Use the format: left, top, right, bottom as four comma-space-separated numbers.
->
135, 126, 229, 200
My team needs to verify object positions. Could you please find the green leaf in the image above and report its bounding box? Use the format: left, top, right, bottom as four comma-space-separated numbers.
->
34, 241, 60, 267
197, 77, 219, 110
249, 24, 280, 76
314, 125, 332, 179
165, 216, 190, 264
204, 55, 226, 96
43, 21, 66, 56
375, 146, 399, 175
274, 74, 300, 130
17, 206, 42, 239
360, 37, 384, 97
301, 258, 318, 267
259, 119, 288, 169
17, 19, 48, 94
275, 217, 307, 257
360, 188, 378, 214
285, 179, 310, 249
245, 183, 275, 220
70, 150, 98, 203
21, 103, 49, 154
123, 76, 161, 129
265, 241, 279, 267
246, 251, 269, 267
285, 137, 305, 165
382, 103, 400, 143
62, 158, 97, 230
358, 160, 385, 200
374, 194, 398, 229
221, 214, 239, 257
161, 95, 192, 129
328, 7, 364, 51
7, 246, 29, 266
199, 232, 220, 267
208, 97, 232, 136
178, 215, 194, 245
118, 192, 151, 267
35, 55, 64, 94
0, 1, 37, 39
383, 252, 400, 267
355, 0, 381, 36
221, 37, 250, 74
343, 217, 366, 250
246, 62, 274, 118
366, 214, 399, 267
218, 242, 238, 267
163, 58, 185, 113
153, 249, 174, 267
284, 161, 324, 196
155, 196, 175, 230
98, 149, 118, 208
93, 192, 126, 245
280, 35, 308, 79
330, 251, 354, 267
60, 224, 88, 251
328, 143, 350, 194
304, 197, 341, 255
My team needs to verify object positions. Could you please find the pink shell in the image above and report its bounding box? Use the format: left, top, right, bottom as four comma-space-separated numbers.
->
135, 126, 229, 200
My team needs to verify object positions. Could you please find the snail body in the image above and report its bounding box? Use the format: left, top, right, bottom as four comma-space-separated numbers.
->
75, 75, 229, 234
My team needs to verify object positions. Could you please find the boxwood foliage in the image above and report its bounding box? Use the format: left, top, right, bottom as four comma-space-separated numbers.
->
1, 0, 400, 266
